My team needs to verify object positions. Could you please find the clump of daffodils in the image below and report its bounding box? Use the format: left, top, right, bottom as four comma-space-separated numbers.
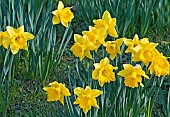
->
43, 9, 170, 114
71, 10, 119, 60
0, 25, 34, 54
124, 34, 170, 77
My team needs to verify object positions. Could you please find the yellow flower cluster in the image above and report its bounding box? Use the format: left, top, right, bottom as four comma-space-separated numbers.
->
44, 81, 102, 114
124, 34, 170, 77
43, 3, 170, 114
0, 25, 34, 54
71, 10, 122, 60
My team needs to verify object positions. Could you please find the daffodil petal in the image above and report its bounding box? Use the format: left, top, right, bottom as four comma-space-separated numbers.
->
58, 1, 64, 10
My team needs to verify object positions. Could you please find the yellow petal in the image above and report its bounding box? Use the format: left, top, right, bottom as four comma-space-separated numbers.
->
123, 38, 132, 46
52, 16, 60, 24
23, 32, 34, 40
108, 27, 118, 38
100, 57, 109, 66
140, 82, 144, 87
102, 10, 111, 24
85, 86, 91, 93
123, 64, 133, 70
110, 18, 116, 26
92, 69, 99, 80
91, 97, 99, 108
133, 34, 139, 42
140, 38, 149, 43
21, 42, 28, 51
99, 80, 105, 87
58, 1, 64, 10
2, 37, 11, 49
90, 89, 103, 97
10, 44, 19, 54
6, 26, 18, 37
60, 84, 71, 96
71, 42, 85, 60
115, 38, 123, 47
74, 87, 84, 96
43, 87, 60, 101
85, 50, 93, 59
61, 20, 68, 27
110, 53, 117, 60
74, 34, 83, 43
118, 69, 131, 77
49, 81, 59, 87
59, 94, 64, 105
98, 26, 107, 38
17, 25, 24, 34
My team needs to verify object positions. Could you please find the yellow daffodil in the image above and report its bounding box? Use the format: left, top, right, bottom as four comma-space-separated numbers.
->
132, 41, 159, 66
92, 57, 118, 87
103, 38, 123, 60
148, 54, 170, 77
74, 86, 102, 114
43, 81, 71, 105
93, 10, 118, 38
118, 64, 149, 88
6, 25, 34, 54
0, 31, 11, 49
71, 34, 96, 60
124, 34, 149, 53
52, 1, 74, 27
82, 26, 107, 51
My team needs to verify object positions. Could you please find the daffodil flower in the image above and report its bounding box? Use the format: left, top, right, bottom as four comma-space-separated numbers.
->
71, 34, 96, 60
0, 31, 11, 49
132, 41, 159, 66
92, 57, 118, 87
103, 38, 123, 60
118, 64, 149, 88
149, 54, 170, 77
74, 86, 102, 114
93, 10, 118, 38
82, 26, 107, 51
6, 25, 34, 54
43, 81, 71, 105
52, 1, 74, 27
123, 34, 149, 53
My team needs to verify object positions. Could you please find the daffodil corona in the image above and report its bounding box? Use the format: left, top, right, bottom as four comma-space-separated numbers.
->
92, 57, 118, 87
43, 81, 71, 105
74, 86, 102, 114
118, 64, 149, 88
52, 1, 74, 27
